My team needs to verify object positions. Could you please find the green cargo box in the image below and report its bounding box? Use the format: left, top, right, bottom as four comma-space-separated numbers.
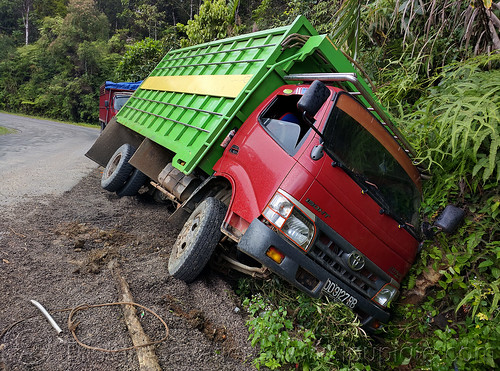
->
115, 15, 375, 175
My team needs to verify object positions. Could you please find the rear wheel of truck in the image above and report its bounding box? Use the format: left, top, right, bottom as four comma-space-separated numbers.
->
101, 144, 135, 192
168, 197, 227, 283
116, 168, 148, 197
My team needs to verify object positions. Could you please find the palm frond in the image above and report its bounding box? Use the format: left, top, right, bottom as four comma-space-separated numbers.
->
330, 0, 362, 58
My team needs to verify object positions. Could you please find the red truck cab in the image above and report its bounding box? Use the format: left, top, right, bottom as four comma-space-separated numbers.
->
213, 82, 422, 328
99, 81, 141, 130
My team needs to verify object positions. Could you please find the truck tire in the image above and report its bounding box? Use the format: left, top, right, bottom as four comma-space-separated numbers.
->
116, 168, 148, 197
168, 197, 227, 283
101, 144, 135, 192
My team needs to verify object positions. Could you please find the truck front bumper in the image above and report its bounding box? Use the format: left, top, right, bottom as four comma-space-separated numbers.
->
237, 218, 391, 327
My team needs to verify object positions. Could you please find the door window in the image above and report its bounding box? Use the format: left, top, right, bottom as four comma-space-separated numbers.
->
258, 95, 311, 156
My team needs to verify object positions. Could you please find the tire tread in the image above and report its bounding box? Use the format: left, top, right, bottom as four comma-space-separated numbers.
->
101, 144, 135, 192
116, 168, 148, 197
168, 198, 226, 283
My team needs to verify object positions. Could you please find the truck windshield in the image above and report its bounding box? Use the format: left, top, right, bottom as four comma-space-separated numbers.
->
322, 93, 421, 227
114, 94, 131, 111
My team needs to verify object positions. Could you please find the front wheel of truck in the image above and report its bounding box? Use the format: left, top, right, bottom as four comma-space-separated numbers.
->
168, 197, 227, 283
101, 144, 135, 192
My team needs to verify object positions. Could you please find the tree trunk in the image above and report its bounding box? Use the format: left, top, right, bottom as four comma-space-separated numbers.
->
24, 3, 30, 45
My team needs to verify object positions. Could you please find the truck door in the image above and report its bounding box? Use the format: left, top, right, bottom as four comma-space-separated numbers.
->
214, 91, 317, 226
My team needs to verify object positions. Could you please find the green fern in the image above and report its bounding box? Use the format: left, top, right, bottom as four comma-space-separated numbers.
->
407, 273, 417, 290
405, 54, 500, 186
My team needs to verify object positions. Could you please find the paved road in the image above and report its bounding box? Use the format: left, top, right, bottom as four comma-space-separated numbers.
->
0, 113, 100, 206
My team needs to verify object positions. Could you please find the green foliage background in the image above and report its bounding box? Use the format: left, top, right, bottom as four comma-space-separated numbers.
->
0, 0, 498, 369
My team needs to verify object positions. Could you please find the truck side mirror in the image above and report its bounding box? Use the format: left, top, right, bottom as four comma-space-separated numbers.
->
104, 100, 109, 108
434, 205, 465, 234
297, 80, 330, 119
422, 205, 465, 239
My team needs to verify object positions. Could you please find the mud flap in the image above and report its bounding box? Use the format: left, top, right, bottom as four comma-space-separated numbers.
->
129, 138, 174, 180
85, 117, 144, 167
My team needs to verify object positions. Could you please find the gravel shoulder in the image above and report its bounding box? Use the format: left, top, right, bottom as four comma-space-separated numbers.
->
0, 169, 256, 370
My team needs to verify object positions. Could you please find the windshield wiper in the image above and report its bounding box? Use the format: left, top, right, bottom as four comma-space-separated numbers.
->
325, 150, 419, 238
361, 179, 419, 238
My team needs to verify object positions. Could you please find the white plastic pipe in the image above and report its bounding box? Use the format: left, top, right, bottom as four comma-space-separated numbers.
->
30, 299, 62, 334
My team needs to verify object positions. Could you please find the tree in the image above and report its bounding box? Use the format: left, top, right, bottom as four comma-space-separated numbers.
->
179, 0, 242, 46
115, 37, 168, 81
33, 0, 67, 18
0, 0, 33, 44
0, 0, 120, 122
134, 3, 166, 40
65, 0, 110, 43
0, 0, 67, 45
0, 0, 20, 36
96, 0, 124, 31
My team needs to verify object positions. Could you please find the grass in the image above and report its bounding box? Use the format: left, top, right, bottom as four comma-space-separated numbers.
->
0, 126, 16, 135
0, 110, 100, 129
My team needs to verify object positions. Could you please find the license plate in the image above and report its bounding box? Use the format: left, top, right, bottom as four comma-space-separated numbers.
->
322, 279, 358, 309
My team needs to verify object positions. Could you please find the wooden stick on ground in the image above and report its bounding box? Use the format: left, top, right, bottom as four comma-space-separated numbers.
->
110, 261, 162, 371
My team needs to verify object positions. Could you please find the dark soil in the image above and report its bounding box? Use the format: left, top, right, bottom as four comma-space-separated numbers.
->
0, 169, 256, 370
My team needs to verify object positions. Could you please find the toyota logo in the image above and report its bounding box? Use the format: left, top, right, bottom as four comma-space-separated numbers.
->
347, 252, 365, 271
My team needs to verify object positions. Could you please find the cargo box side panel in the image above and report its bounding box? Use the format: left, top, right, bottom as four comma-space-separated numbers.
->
116, 16, 318, 175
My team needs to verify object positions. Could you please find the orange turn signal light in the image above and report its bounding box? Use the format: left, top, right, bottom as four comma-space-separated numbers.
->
266, 246, 285, 264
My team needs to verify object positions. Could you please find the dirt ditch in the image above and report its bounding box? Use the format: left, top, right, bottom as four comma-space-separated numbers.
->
0, 169, 256, 370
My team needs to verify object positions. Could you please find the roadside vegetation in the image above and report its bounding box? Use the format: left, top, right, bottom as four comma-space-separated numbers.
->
0, 0, 498, 369
0, 126, 16, 135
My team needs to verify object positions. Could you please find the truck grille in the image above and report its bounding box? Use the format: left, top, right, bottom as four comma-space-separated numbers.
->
308, 231, 380, 297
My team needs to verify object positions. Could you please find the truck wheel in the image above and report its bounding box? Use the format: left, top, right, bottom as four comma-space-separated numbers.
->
168, 198, 227, 283
116, 168, 148, 197
101, 144, 135, 192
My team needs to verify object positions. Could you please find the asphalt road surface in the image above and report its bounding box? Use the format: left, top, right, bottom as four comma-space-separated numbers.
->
0, 113, 99, 206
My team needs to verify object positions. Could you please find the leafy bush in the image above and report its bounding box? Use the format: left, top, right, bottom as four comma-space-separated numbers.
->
383, 188, 500, 369
178, 0, 242, 47
406, 54, 500, 187
373, 52, 500, 370
241, 278, 371, 370
115, 37, 168, 81
430, 316, 500, 370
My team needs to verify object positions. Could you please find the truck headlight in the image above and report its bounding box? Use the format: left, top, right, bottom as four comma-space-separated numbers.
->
372, 283, 398, 308
262, 192, 315, 250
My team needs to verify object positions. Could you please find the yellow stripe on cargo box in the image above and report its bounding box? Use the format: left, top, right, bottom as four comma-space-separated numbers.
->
141, 75, 253, 98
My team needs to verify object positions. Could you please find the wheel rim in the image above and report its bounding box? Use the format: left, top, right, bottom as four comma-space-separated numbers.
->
172, 213, 201, 260
104, 153, 122, 179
